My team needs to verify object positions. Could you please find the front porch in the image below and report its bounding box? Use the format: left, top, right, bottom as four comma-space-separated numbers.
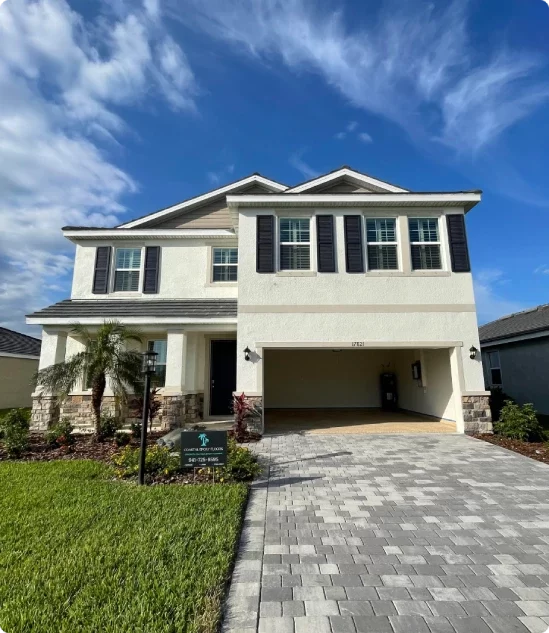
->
31, 327, 238, 432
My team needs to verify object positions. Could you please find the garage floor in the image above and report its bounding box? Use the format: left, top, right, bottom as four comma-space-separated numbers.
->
264, 408, 457, 435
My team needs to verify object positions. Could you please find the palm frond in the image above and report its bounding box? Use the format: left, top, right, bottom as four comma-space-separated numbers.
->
34, 352, 88, 398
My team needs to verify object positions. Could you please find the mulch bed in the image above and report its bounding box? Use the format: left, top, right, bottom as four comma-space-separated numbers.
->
0, 432, 164, 463
474, 434, 549, 464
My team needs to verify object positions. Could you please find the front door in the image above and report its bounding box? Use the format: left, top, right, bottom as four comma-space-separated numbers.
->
210, 339, 237, 416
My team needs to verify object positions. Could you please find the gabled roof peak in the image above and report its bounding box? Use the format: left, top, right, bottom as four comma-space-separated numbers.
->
285, 166, 409, 194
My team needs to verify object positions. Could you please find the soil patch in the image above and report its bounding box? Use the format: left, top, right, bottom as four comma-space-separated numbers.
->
474, 434, 549, 465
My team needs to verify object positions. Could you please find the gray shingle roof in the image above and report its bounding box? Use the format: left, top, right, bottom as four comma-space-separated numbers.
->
0, 327, 41, 357
27, 299, 237, 320
479, 304, 549, 344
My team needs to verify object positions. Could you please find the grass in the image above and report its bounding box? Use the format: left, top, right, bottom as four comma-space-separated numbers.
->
0, 460, 248, 633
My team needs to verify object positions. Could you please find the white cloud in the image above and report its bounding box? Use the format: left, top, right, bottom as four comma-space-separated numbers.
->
358, 132, 373, 144
346, 121, 358, 132
334, 131, 346, 140
289, 152, 319, 179
535, 265, 549, 275
0, 0, 197, 333
168, 0, 549, 154
473, 269, 525, 324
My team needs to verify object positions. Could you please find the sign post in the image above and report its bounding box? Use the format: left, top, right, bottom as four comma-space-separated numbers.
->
181, 431, 228, 469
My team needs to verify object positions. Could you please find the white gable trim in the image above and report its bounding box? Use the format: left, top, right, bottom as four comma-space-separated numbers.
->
119, 175, 288, 229
287, 167, 408, 193
63, 229, 236, 242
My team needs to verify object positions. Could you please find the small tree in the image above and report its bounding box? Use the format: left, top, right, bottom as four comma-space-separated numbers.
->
34, 321, 143, 438
129, 387, 162, 432
231, 393, 263, 441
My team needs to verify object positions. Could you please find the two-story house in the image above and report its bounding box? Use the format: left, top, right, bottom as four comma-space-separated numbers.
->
27, 166, 491, 434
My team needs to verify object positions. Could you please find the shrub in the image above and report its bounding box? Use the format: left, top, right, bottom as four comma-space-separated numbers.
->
494, 401, 545, 442
46, 418, 75, 448
129, 387, 162, 431
114, 431, 131, 447
231, 393, 263, 441
0, 408, 30, 458
489, 387, 514, 424
98, 415, 121, 441
221, 439, 262, 481
113, 445, 179, 478
130, 422, 142, 439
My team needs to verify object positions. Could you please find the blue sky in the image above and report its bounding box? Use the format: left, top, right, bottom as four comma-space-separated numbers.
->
1, 0, 549, 335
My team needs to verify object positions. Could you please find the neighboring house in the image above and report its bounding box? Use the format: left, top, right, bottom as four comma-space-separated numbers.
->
0, 327, 41, 409
27, 166, 490, 433
480, 304, 549, 415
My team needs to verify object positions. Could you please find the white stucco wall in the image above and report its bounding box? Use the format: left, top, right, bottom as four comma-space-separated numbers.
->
236, 207, 485, 395
394, 349, 455, 420
71, 239, 238, 300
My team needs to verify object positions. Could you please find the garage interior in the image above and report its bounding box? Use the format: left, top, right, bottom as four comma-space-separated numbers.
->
263, 348, 458, 434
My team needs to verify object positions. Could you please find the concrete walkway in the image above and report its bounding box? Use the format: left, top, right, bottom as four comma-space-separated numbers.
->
223, 434, 549, 633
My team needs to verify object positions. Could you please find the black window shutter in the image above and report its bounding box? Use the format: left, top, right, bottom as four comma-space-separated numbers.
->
92, 246, 111, 294
446, 214, 471, 272
344, 215, 364, 273
143, 246, 160, 293
256, 215, 275, 273
316, 215, 336, 273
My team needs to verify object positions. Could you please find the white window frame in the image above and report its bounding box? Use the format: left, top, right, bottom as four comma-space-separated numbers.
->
112, 246, 144, 293
409, 217, 443, 271
211, 247, 238, 283
147, 339, 167, 388
365, 217, 399, 271
486, 350, 503, 387
278, 217, 312, 271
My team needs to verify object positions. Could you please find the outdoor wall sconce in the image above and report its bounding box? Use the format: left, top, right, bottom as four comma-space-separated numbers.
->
469, 345, 478, 360
243, 347, 251, 361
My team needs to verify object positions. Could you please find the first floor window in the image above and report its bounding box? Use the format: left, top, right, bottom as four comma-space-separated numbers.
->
148, 340, 167, 387
212, 247, 238, 281
279, 218, 310, 270
486, 350, 502, 386
409, 218, 442, 270
114, 248, 141, 291
366, 218, 398, 270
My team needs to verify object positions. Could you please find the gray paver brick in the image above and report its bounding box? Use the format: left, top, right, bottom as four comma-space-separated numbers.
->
223, 434, 549, 632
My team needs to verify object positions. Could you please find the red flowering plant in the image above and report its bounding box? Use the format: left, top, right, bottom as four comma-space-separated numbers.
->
230, 393, 263, 442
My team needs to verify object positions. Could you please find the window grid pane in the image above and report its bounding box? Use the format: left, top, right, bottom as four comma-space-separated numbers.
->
368, 245, 398, 270
280, 219, 310, 243
367, 219, 396, 243
488, 351, 500, 369
411, 245, 441, 270
116, 248, 141, 269
280, 245, 310, 270
409, 218, 439, 243
213, 248, 238, 265
213, 266, 238, 282
114, 270, 140, 292
148, 340, 167, 387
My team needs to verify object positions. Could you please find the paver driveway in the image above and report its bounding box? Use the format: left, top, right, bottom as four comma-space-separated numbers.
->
223, 434, 549, 633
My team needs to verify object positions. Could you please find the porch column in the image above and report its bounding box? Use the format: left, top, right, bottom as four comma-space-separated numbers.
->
164, 330, 187, 393
31, 329, 67, 431
449, 347, 465, 434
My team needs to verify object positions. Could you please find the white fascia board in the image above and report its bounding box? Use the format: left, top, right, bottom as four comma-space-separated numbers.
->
0, 352, 40, 360
227, 192, 481, 209
63, 229, 237, 242
287, 168, 408, 193
26, 316, 238, 326
480, 330, 549, 347
118, 175, 288, 229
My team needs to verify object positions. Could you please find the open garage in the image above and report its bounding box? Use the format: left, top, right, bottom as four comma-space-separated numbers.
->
262, 347, 459, 434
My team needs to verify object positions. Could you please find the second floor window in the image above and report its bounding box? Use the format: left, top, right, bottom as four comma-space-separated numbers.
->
409, 218, 442, 270
114, 248, 141, 291
279, 218, 310, 270
366, 218, 398, 270
212, 247, 238, 281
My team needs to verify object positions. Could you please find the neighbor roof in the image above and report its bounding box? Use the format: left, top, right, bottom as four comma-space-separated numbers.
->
27, 299, 238, 322
479, 304, 549, 344
0, 327, 41, 357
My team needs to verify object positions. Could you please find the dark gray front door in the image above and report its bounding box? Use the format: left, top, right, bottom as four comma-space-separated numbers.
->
210, 340, 237, 416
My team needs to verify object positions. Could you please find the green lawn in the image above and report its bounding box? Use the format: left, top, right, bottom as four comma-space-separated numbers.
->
0, 460, 247, 633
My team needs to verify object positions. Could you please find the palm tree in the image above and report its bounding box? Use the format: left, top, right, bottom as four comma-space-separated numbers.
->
34, 321, 143, 437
